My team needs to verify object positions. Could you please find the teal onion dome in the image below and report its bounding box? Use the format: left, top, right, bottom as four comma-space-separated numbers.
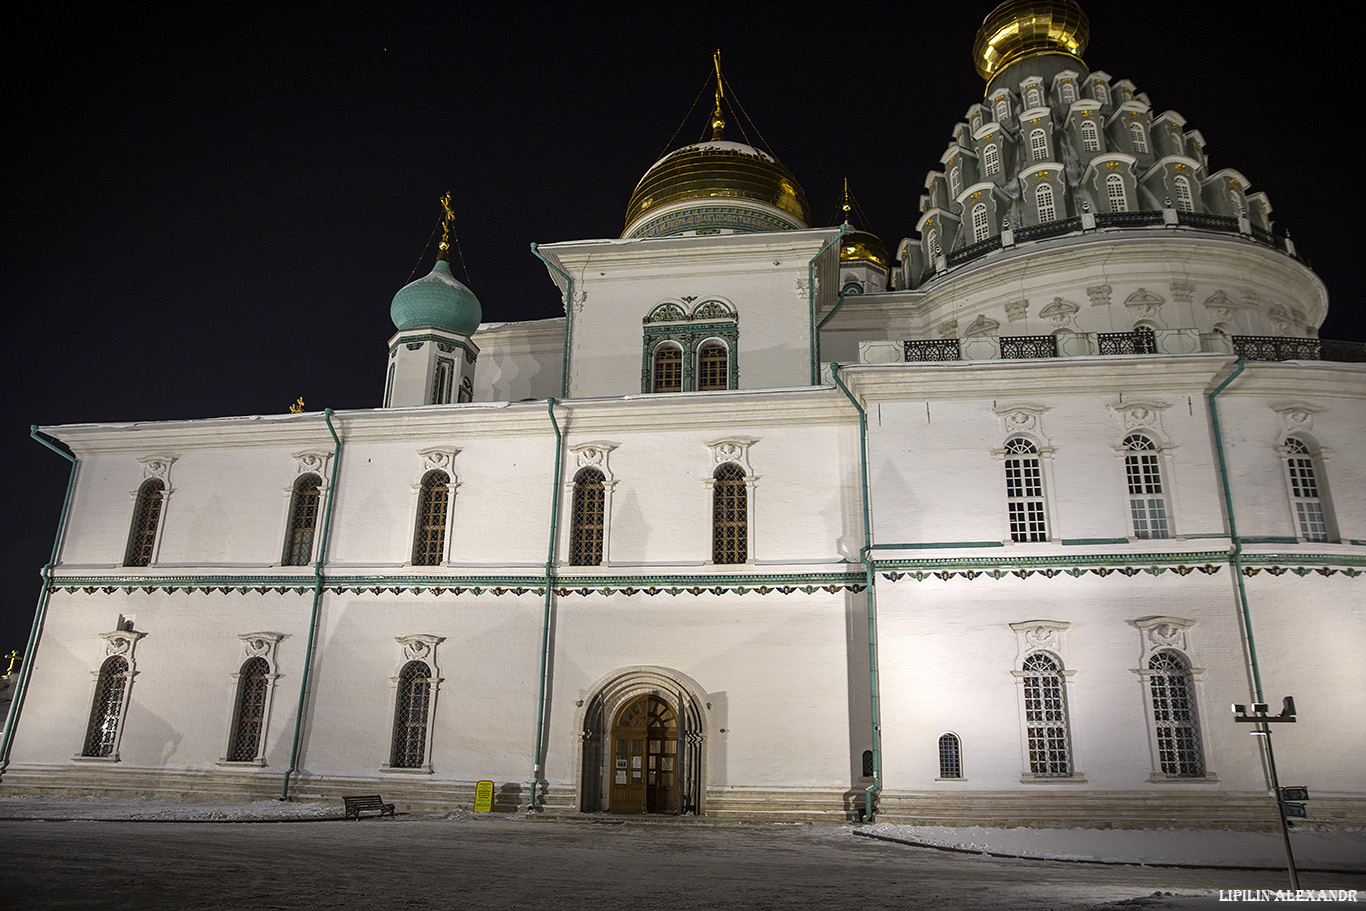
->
389, 259, 482, 336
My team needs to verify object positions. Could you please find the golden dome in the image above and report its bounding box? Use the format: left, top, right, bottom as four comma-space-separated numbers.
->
972, 0, 1089, 82
623, 141, 811, 239
840, 227, 890, 270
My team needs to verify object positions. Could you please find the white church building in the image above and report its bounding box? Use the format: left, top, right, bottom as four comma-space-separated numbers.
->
2, 0, 1363, 826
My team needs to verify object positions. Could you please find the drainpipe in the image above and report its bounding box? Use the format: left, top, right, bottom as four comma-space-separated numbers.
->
531, 244, 574, 398
281, 408, 343, 800
0, 429, 80, 778
830, 364, 882, 822
808, 227, 847, 385
530, 397, 565, 811
1206, 359, 1264, 702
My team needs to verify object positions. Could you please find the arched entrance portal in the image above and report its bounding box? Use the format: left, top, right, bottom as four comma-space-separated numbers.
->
609, 695, 677, 813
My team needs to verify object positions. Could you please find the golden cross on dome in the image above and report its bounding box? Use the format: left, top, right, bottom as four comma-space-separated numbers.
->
3, 650, 18, 676
289, 397, 305, 414
843, 177, 852, 219
710, 50, 726, 140
438, 192, 454, 257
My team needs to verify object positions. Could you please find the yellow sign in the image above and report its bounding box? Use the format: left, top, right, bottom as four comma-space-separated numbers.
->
473, 779, 494, 813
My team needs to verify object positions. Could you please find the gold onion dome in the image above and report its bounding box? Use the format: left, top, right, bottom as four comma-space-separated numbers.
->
840, 225, 890, 270
973, 0, 1089, 82
623, 141, 811, 239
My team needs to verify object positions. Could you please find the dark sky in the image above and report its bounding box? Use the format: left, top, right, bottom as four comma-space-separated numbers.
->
3, 1, 1361, 653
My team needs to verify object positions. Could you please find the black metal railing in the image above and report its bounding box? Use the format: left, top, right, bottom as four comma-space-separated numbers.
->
946, 235, 1003, 267
1232, 335, 1321, 361
1014, 217, 1082, 243
1095, 211, 1164, 228
904, 338, 962, 362
1001, 334, 1059, 359
1177, 212, 1239, 233
1097, 328, 1157, 355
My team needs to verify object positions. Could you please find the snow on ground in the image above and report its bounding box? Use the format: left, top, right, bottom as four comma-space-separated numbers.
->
857, 823, 1366, 871
0, 794, 1362, 874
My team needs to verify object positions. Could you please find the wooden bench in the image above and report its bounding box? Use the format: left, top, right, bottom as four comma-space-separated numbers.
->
342, 795, 395, 820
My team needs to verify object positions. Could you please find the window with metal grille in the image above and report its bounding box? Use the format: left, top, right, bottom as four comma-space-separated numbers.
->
712, 463, 747, 564
1148, 650, 1204, 777
938, 733, 962, 778
226, 657, 270, 762
569, 468, 605, 566
697, 342, 729, 391
1285, 438, 1328, 541
1129, 120, 1149, 154
1173, 174, 1193, 212
412, 470, 450, 566
861, 749, 874, 778
927, 228, 942, 261
948, 164, 961, 197
971, 203, 990, 242
1022, 652, 1071, 777
1106, 173, 1127, 212
1081, 120, 1100, 151
1035, 182, 1056, 223
652, 344, 682, 393
1004, 438, 1047, 542
1123, 434, 1169, 539
1029, 128, 1047, 161
283, 474, 322, 566
390, 661, 432, 769
983, 143, 1000, 177
124, 479, 164, 567
83, 656, 130, 757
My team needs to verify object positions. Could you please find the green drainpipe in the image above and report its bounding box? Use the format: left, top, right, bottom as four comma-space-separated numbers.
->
531, 244, 574, 398
808, 226, 847, 385
0, 429, 80, 777
1207, 358, 1264, 702
281, 408, 343, 800
530, 397, 565, 811
830, 364, 882, 822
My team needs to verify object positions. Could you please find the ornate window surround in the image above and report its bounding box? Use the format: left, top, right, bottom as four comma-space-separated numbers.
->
1010, 620, 1084, 783
74, 623, 146, 763
1132, 617, 1214, 783
408, 448, 460, 567
703, 438, 758, 564
277, 450, 332, 567
123, 455, 176, 568
381, 635, 445, 774
561, 442, 619, 568
1273, 408, 1335, 543
1106, 404, 1182, 542
217, 632, 285, 768
641, 298, 739, 393
992, 406, 1056, 545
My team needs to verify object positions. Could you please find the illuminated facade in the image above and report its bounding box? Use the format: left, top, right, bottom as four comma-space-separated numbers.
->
4, 1, 1364, 826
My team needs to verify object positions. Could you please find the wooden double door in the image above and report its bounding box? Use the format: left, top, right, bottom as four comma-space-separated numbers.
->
609, 695, 678, 814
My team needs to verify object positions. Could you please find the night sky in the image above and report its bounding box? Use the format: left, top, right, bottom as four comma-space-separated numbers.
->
4, 2, 1362, 654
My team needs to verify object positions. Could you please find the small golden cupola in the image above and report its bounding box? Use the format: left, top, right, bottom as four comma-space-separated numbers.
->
622, 51, 810, 239
838, 179, 890, 294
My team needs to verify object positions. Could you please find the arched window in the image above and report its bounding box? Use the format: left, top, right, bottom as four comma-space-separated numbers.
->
283, 474, 322, 566
1106, 173, 1128, 212
697, 341, 729, 391
1021, 652, 1071, 777
1148, 650, 1204, 777
569, 468, 605, 566
1025, 87, 1041, 108
458, 376, 473, 403
390, 661, 432, 769
1173, 175, 1194, 212
927, 228, 942, 261
938, 733, 963, 779
712, 463, 747, 564
652, 344, 682, 393
1004, 438, 1047, 542
1035, 182, 1056, 223
1228, 189, 1246, 219
1123, 434, 1169, 539
83, 656, 130, 757
1093, 82, 1109, 105
431, 357, 454, 405
948, 164, 962, 197
994, 98, 1009, 121
983, 142, 1000, 177
861, 749, 874, 778
1284, 438, 1329, 541
1129, 120, 1149, 154
412, 470, 450, 566
1029, 128, 1048, 161
226, 657, 270, 762
1080, 120, 1099, 151
971, 202, 990, 243
124, 479, 164, 567
1060, 82, 1076, 104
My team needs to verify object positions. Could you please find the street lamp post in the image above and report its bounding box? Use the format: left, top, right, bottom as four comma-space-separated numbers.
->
1232, 697, 1301, 890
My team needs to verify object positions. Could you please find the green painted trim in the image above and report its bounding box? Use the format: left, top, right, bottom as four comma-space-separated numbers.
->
870, 541, 1005, 550
387, 334, 478, 365
530, 398, 564, 811
1240, 536, 1299, 544
1061, 538, 1130, 546
641, 320, 739, 393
